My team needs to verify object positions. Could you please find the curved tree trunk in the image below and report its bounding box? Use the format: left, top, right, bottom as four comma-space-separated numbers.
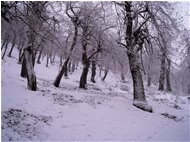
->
53, 58, 69, 87
101, 68, 108, 82
128, 53, 146, 101
124, 2, 152, 112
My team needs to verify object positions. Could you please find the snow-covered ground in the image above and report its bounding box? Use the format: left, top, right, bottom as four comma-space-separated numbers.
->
1, 48, 190, 141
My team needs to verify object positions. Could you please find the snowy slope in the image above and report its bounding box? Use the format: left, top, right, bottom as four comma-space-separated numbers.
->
1, 48, 190, 141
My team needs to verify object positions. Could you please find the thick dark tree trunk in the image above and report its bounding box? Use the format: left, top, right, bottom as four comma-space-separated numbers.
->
124, 2, 152, 112
91, 61, 96, 83
79, 43, 90, 89
24, 47, 37, 91
158, 55, 166, 91
166, 59, 172, 92
36, 48, 43, 64
79, 60, 90, 89
101, 68, 108, 81
127, 52, 152, 112
53, 58, 69, 87
128, 53, 146, 101
20, 56, 27, 78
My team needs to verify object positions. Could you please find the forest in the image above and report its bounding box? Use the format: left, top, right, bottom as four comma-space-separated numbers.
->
1, 1, 190, 141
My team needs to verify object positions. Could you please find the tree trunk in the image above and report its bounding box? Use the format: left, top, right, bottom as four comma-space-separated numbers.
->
147, 76, 151, 87
46, 52, 49, 67
8, 31, 16, 57
71, 60, 75, 72
59, 54, 63, 68
119, 61, 125, 82
128, 52, 146, 101
68, 61, 71, 72
36, 48, 43, 64
91, 61, 96, 83
101, 68, 108, 81
2, 41, 9, 60
18, 48, 23, 64
188, 84, 190, 95
79, 46, 90, 89
166, 59, 172, 92
1, 40, 6, 50
24, 47, 37, 91
124, 1, 152, 112
79, 60, 90, 89
158, 54, 166, 91
52, 51, 56, 63
20, 56, 27, 78
53, 58, 69, 87
99, 65, 102, 77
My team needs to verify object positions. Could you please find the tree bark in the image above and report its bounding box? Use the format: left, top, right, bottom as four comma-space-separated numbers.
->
24, 47, 37, 91
8, 31, 16, 57
166, 59, 172, 91
46, 52, 49, 67
71, 60, 75, 72
147, 76, 151, 87
18, 48, 23, 64
91, 61, 96, 83
158, 54, 166, 91
68, 61, 71, 72
128, 52, 146, 101
124, 2, 152, 112
54, 23, 78, 86
2, 40, 9, 60
36, 47, 43, 64
53, 58, 69, 87
20, 56, 27, 78
79, 58, 90, 89
101, 68, 108, 81
1, 40, 6, 50
59, 54, 63, 68
79, 47, 90, 89
119, 61, 125, 82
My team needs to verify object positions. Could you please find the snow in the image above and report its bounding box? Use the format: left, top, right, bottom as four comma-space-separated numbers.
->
1, 47, 190, 141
